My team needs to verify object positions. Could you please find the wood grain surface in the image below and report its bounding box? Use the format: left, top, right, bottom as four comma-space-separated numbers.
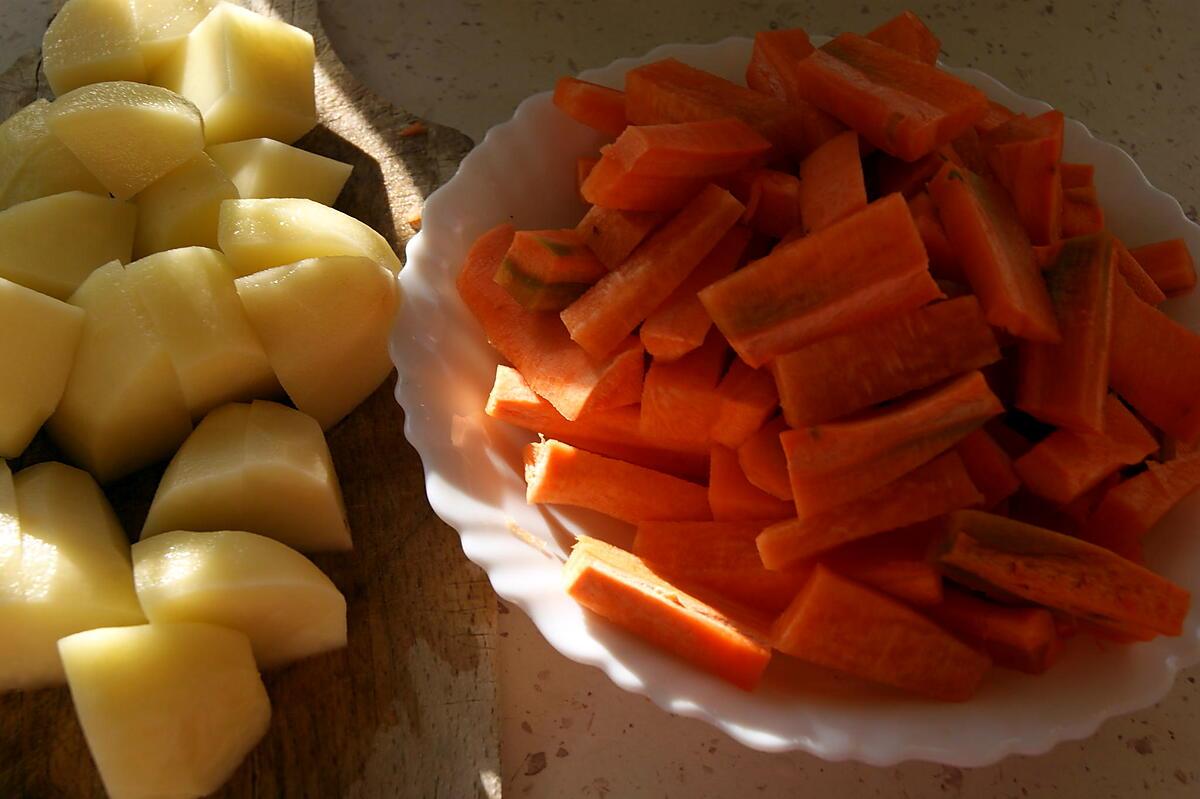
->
0, 2, 499, 797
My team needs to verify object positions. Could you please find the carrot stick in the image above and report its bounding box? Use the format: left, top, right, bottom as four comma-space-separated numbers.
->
577, 157, 599, 199
700, 193, 941, 367
866, 10, 941, 64
580, 152, 708, 211
740, 170, 803, 238
1061, 184, 1105, 236
1112, 238, 1167, 305
1058, 472, 1120, 529
928, 162, 1060, 342
782, 372, 1002, 519
525, 439, 710, 524
486, 365, 709, 481
708, 444, 794, 522
1014, 394, 1157, 504
553, 77, 627, 137
771, 565, 990, 701
606, 118, 772, 177
791, 33, 988, 161
981, 111, 1064, 245
639, 329, 728, 444
709, 358, 779, 449
937, 510, 1191, 638
907, 190, 963, 280
1131, 239, 1197, 298
564, 536, 772, 690
640, 226, 750, 361
817, 522, 944, 607
876, 149, 952, 198
771, 296, 1000, 427
737, 416, 792, 501
1016, 232, 1116, 432
955, 428, 1021, 509
1086, 453, 1200, 561
494, 228, 608, 311
563, 183, 744, 359
758, 451, 982, 569
458, 224, 645, 420
924, 587, 1061, 674
1059, 162, 1094, 189
575, 205, 667, 270
974, 100, 1016, 134
796, 130, 867, 233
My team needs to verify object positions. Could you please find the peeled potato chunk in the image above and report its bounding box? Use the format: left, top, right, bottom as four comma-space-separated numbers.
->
125, 247, 279, 418
59, 623, 270, 799
133, 153, 238, 257
1, 462, 145, 691
133, 0, 219, 71
47, 81, 205, 200
142, 400, 352, 551
218, 197, 401, 277
207, 138, 352, 205
153, 2, 316, 144
0, 191, 136, 300
0, 99, 107, 210
0, 279, 85, 458
133, 530, 347, 668
43, 0, 146, 96
48, 261, 193, 483
237, 257, 399, 429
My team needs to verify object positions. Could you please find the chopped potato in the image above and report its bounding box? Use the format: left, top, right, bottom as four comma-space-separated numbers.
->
133, 153, 238, 257
42, 0, 146, 95
133, 0, 219, 71
0, 99, 107, 210
207, 138, 351, 205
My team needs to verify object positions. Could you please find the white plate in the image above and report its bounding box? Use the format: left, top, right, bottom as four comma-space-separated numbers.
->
393, 36, 1200, 766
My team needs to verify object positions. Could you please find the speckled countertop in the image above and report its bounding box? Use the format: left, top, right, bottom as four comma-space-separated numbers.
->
4, 1, 1199, 796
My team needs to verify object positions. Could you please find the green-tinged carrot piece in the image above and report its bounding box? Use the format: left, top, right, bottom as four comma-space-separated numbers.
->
772, 565, 990, 701
924, 587, 1061, 674
1060, 162, 1094, 189
564, 536, 772, 690
975, 100, 1016, 134
640, 329, 728, 444
486, 365, 709, 481
937, 510, 1191, 638
1014, 394, 1156, 504
640, 226, 750, 361
1110, 273, 1200, 443
494, 228, 608, 311
956, 428, 1021, 509
563, 183, 744, 359
553, 77, 627, 138
606, 118, 772, 177
817, 522, 944, 607
633, 521, 808, 614
1131, 239, 1197, 298
791, 33, 988, 161
928, 162, 1060, 342
458, 224, 644, 420
741, 170, 803, 238
1113, 238, 1167, 305
907, 190, 963, 280
782, 372, 1001, 519
981, 111, 1064, 245
1086, 453, 1200, 561
575, 205, 667, 270
580, 151, 708, 211
525, 439, 710, 524
710, 359, 779, 449
700, 193, 941, 367
1017, 233, 1116, 432
797, 130, 867, 233
758, 451, 981, 569
708, 444, 794, 522
771, 296, 1000, 427
866, 10, 941, 64
737, 416, 792, 501
626, 57, 836, 158
1061, 184, 1105, 236
577, 157, 599, 199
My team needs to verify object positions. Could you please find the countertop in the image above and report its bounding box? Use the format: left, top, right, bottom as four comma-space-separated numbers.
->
4, 1, 1199, 796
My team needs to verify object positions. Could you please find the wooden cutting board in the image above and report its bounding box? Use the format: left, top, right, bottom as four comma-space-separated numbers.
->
0, 2, 500, 797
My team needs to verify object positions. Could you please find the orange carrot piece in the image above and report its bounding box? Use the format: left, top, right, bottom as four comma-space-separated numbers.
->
741, 170, 803, 238
1110, 273, 1200, 443
866, 10, 941, 64
796, 130, 867, 233
817, 522, 945, 607
553, 77, 627, 137
782, 372, 1001, 519
956, 428, 1021, 509
640, 226, 750, 361
486, 365, 708, 481
1061, 184, 1105, 236
458, 224, 644, 420
772, 565, 990, 701
563, 184, 744, 359
1017, 233, 1116, 432
607, 118, 772, 177
1060, 162, 1094, 190
791, 33, 988, 161
494, 228, 608, 311
938, 510, 1191, 638
737, 416, 792, 501
907, 190, 963, 280
1014, 394, 1157, 504
928, 162, 1060, 342
564, 536, 772, 690
771, 295, 1000, 427
525, 439, 710, 524
758, 451, 982, 569
577, 157, 599, 198
575, 205, 667, 270
1086, 453, 1200, 561
948, 126, 990, 175
1059, 472, 1121, 529
700, 193, 941, 367
1131, 239, 1197, 298
580, 152, 708, 211
742, 31, 847, 155
974, 100, 1016, 134
633, 521, 807, 614
708, 444, 793, 522
876, 150, 951, 198
982, 111, 1064, 245
640, 329, 728, 444
710, 359, 780, 449
1112, 238, 1167, 305
924, 587, 1061, 674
